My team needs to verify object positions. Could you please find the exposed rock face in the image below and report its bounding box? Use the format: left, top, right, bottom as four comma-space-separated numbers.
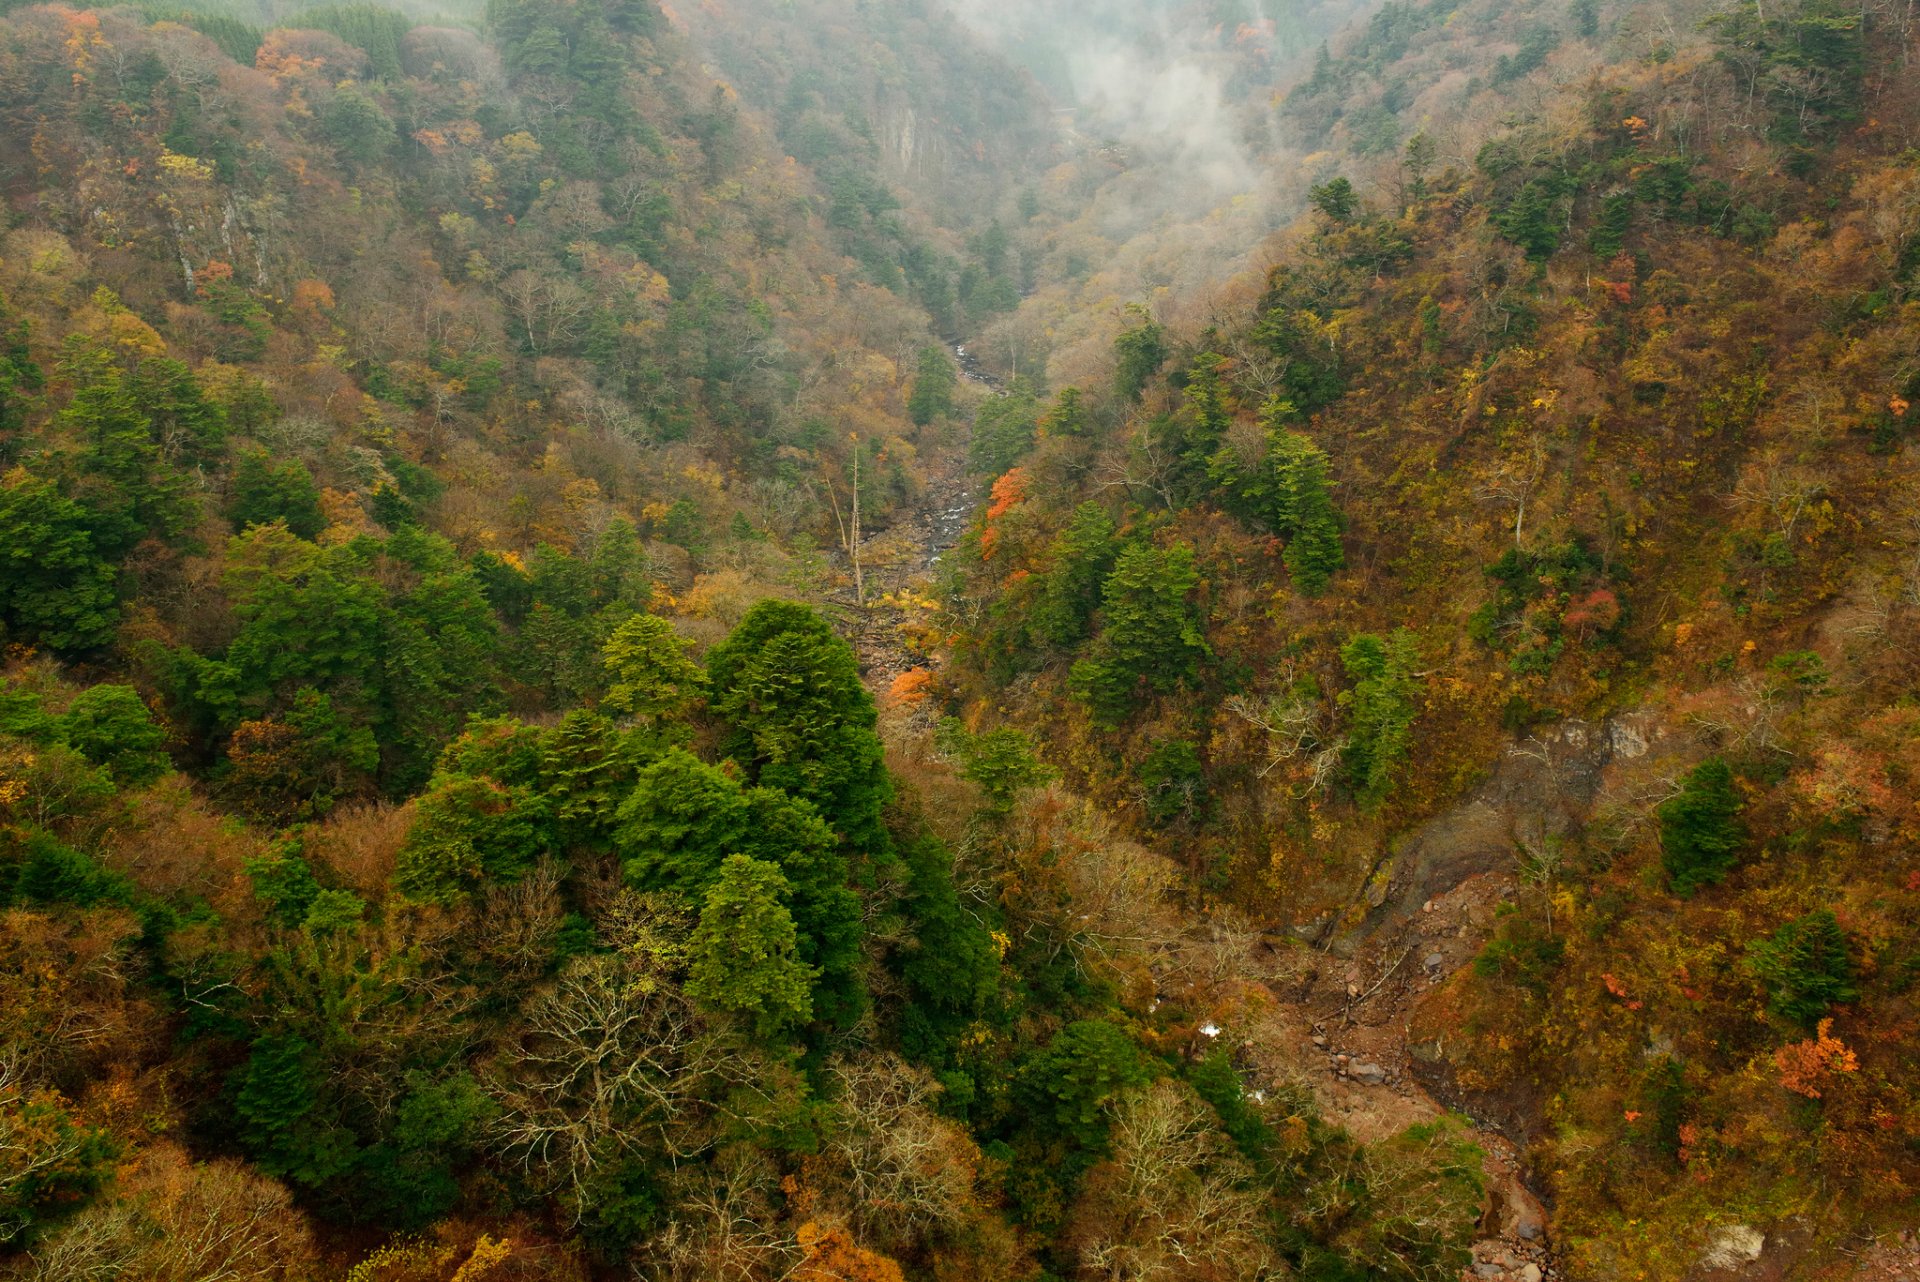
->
1344, 712, 1668, 944
1699, 1226, 1766, 1271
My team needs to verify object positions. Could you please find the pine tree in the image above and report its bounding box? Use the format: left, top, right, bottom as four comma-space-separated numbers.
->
708, 601, 892, 861
969, 379, 1040, 477
1031, 502, 1117, 650
393, 774, 552, 902
1113, 306, 1167, 403
686, 855, 816, 1039
1339, 629, 1420, 809
907, 346, 957, 426
1748, 908, 1857, 1026
1069, 542, 1209, 725
57, 684, 168, 784
1271, 429, 1345, 595
601, 613, 706, 722
615, 746, 751, 892
1658, 757, 1746, 896
1040, 385, 1090, 438
228, 450, 326, 540
0, 468, 119, 652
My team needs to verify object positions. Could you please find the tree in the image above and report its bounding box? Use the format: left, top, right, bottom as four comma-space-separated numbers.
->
223, 688, 379, 823
1748, 908, 1857, 1026
1041, 385, 1091, 438
0, 294, 41, 442
0, 468, 119, 653
936, 718, 1056, 816
0, 1067, 118, 1248
819, 1055, 982, 1243
1340, 630, 1420, 809
1112, 307, 1167, 404
57, 684, 168, 785
615, 747, 750, 892
228, 451, 325, 540
1019, 1021, 1151, 1155
906, 347, 957, 426
707, 602, 892, 861
1031, 502, 1117, 650
319, 85, 396, 166
1310, 175, 1359, 222
1263, 416, 1346, 594
1069, 542, 1209, 725
1067, 1080, 1274, 1282
1657, 757, 1746, 896
601, 614, 705, 723
969, 381, 1040, 478
685, 855, 816, 1040
394, 774, 553, 902
233, 1034, 357, 1190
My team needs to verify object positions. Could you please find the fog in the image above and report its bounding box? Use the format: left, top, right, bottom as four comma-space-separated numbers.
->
944, 0, 1365, 207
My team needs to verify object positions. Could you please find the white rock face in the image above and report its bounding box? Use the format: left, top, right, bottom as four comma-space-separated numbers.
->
1609, 718, 1651, 760
1700, 1225, 1765, 1270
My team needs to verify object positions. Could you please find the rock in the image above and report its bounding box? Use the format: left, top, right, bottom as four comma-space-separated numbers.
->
1609, 717, 1651, 760
1424, 952, 1446, 972
1506, 1185, 1547, 1241
1700, 1225, 1765, 1270
1349, 1061, 1388, 1085
1311, 1034, 1327, 1047
1520, 1265, 1543, 1282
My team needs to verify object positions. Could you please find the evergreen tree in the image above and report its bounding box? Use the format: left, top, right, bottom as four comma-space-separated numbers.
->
1181, 353, 1232, 459
228, 450, 326, 540
0, 292, 41, 444
393, 774, 552, 902
707, 601, 892, 861
1040, 385, 1090, 438
601, 613, 705, 722
739, 786, 863, 1027
1069, 542, 1209, 725
1113, 305, 1167, 403
907, 346, 958, 426
685, 854, 816, 1040
58, 344, 193, 557
1309, 175, 1359, 222
969, 379, 1040, 477
1339, 629, 1420, 809
1018, 1019, 1151, 1151
57, 684, 168, 784
1030, 501, 1117, 650
936, 718, 1056, 816
1657, 756, 1746, 895
615, 746, 751, 892
1271, 429, 1346, 594
1748, 908, 1857, 1026
0, 468, 119, 652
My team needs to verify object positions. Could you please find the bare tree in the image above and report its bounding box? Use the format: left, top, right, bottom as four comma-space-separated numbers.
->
819, 1055, 981, 1244
1478, 432, 1550, 548
1068, 1079, 1278, 1282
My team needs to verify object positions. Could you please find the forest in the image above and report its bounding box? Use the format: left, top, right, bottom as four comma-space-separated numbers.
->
0, 0, 1917, 1277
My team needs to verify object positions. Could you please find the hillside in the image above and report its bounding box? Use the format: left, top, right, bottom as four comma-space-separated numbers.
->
1, 0, 1918, 1277
930, 0, 1920, 1274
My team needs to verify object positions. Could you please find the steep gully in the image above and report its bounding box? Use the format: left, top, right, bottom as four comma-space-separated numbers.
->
825, 347, 1585, 1280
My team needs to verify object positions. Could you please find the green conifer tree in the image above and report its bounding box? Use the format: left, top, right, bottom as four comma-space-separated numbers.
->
1748, 908, 1857, 1026
1657, 756, 1746, 895
686, 854, 816, 1039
